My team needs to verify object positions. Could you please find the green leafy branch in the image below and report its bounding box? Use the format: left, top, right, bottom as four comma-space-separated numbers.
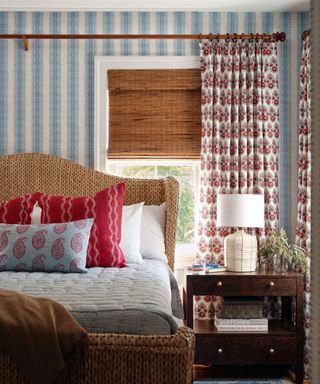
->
259, 228, 308, 274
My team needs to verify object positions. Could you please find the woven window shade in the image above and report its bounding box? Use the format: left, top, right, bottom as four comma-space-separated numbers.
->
107, 69, 201, 159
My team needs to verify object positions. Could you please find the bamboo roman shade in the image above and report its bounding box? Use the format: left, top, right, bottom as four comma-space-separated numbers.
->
107, 69, 201, 159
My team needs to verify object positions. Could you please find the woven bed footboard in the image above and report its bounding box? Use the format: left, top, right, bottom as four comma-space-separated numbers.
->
0, 327, 195, 384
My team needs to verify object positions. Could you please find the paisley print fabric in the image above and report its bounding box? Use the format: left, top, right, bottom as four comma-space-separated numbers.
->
0, 219, 93, 273
196, 41, 280, 319
37, 183, 126, 268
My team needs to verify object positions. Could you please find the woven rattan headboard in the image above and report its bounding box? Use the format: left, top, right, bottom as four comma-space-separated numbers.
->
0, 153, 179, 270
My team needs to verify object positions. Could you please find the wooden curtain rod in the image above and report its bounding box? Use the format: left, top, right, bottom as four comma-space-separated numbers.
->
0, 32, 286, 51
302, 29, 311, 40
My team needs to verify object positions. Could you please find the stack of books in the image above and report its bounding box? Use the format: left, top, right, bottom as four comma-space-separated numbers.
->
215, 297, 268, 332
204, 264, 227, 273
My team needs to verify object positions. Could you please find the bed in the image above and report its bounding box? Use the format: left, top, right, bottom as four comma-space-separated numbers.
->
0, 153, 194, 384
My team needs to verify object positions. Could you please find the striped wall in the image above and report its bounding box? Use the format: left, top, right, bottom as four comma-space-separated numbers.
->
0, 11, 310, 239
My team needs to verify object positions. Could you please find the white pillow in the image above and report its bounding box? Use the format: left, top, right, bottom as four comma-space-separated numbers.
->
140, 203, 167, 261
120, 202, 144, 263
30, 203, 42, 224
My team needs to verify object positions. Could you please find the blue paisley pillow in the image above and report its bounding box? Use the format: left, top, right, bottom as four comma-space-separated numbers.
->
0, 219, 93, 273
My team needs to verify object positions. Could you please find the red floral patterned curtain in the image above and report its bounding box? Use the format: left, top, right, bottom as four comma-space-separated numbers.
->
295, 34, 311, 378
195, 40, 280, 319
197, 40, 280, 264
296, 36, 311, 254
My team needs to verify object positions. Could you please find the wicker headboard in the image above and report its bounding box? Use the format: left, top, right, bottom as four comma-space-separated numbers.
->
0, 153, 179, 270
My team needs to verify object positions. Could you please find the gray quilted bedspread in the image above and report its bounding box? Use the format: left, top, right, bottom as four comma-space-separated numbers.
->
0, 259, 184, 335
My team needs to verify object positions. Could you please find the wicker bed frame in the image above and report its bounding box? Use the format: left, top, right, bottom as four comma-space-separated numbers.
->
0, 153, 194, 384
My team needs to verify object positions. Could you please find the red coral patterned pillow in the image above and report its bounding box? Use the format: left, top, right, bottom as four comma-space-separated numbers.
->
37, 183, 126, 268
0, 194, 39, 224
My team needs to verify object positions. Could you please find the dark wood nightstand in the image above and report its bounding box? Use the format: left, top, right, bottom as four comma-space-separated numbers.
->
186, 271, 304, 384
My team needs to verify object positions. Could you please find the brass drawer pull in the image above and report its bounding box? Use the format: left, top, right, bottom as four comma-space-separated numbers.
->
217, 281, 223, 287
269, 281, 275, 287
217, 348, 223, 354
269, 348, 275, 354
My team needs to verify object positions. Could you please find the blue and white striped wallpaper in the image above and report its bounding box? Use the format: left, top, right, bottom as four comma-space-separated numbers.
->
0, 11, 310, 239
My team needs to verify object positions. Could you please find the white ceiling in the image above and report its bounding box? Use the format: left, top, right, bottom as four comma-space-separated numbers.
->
0, 0, 310, 12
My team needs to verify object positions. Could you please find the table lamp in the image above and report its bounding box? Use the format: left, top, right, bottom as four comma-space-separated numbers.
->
216, 194, 265, 272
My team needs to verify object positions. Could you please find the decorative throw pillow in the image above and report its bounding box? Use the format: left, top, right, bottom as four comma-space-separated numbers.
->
37, 183, 126, 268
0, 194, 39, 224
0, 219, 93, 273
140, 203, 167, 261
120, 203, 144, 263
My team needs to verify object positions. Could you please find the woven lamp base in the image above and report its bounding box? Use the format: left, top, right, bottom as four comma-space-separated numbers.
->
224, 230, 257, 272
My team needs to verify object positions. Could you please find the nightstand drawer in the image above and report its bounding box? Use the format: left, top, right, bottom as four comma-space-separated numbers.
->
189, 276, 297, 296
195, 335, 297, 365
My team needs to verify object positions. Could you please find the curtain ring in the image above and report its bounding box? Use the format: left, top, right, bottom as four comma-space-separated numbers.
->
208, 33, 212, 42
249, 33, 254, 43
225, 33, 230, 43
232, 33, 238, 43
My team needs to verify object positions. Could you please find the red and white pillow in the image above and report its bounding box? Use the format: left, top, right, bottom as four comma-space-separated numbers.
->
0, 194, 39, 224
0, 189, 167, 268
37, 183, 126, 268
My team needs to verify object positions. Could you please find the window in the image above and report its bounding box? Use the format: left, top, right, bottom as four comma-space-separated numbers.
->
107, 160, 200, 262
95, 57, 201, 263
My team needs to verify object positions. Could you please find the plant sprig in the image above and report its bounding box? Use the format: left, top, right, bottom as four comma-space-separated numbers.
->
259, 229, 308, 274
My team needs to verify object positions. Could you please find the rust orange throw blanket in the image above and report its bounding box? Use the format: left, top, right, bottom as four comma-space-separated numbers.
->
0, 289, 88, 384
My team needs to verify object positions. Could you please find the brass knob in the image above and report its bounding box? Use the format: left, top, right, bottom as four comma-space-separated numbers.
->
269, 281, 275, 287
217, 348, 223, 354
269, 348, 275, 354
217, 281, 223, 287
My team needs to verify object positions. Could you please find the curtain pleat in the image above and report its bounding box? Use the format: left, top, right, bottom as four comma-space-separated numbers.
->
296, 36, 311, 254
295, 35, 311, 378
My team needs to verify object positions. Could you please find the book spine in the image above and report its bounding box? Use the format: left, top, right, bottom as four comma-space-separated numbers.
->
216, 324, 268, 332
218, 305, 263, 319
206, 267, 227, 273
215, 318, 268, 325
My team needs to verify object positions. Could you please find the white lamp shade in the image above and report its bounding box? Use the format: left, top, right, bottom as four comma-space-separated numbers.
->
217, 194, 264, 228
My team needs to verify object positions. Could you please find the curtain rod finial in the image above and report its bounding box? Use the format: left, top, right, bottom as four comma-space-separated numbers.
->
276, 32, 286, 42
22, 35, 28, 51
302, 29, 311, 40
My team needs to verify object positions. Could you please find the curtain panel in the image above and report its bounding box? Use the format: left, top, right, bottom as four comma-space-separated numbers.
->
295, 36, 311, 255
295, 35, 311, 377
195, 40, 280, 320
197, 40, 280, 265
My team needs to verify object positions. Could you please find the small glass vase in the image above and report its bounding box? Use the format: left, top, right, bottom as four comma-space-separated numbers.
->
261, 255, 276, 272
274, 254, 281, 272
275, 254, 287, 272
262, 254, 283, 272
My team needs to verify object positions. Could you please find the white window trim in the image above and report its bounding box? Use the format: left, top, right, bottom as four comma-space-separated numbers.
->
94, 56, 200, 173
